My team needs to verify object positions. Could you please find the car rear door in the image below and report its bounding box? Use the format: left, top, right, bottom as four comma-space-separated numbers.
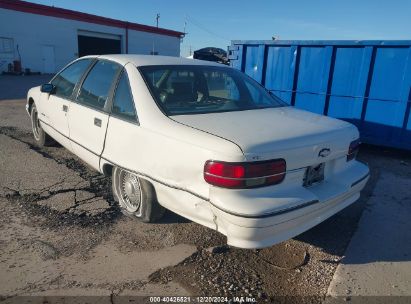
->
68, 59, 122, 170
101, 66, 140, 169
44, 58, 93, 149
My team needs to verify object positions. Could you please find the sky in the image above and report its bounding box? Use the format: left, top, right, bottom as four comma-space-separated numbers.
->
30, 0, 411, 57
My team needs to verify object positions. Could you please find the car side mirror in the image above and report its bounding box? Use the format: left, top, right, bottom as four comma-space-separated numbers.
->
40, 83, 55, 94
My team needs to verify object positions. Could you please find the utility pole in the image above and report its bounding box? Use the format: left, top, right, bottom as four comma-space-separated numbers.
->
156, 13, 160, 28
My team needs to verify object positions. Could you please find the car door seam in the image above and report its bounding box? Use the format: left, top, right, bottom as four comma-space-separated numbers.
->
98, 63, 126, 170
99, 115, 111, 170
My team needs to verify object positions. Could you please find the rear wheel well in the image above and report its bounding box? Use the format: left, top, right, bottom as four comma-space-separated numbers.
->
28, 98, 35, 113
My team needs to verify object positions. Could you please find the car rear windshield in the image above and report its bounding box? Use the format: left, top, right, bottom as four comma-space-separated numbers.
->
139, 65, 286, 115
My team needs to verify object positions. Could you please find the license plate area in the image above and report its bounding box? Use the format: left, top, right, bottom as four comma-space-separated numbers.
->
303, 163, 325, 187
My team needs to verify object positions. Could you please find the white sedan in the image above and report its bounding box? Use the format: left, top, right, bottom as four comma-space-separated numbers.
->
26, 55, 369, 249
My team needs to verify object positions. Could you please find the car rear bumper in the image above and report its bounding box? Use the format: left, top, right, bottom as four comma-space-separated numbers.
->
211, 162, 369, 249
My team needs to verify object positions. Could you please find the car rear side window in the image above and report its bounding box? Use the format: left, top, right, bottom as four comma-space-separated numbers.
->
77, 60, 121, 110
111, 71, 137, 123
51, 59, 92, 99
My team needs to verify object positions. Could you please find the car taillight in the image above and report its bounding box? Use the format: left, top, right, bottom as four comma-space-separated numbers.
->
204, 159, 286, 189
347, 139, 360, 161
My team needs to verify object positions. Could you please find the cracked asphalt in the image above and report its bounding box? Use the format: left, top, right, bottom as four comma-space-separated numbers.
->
0, 75, 410, 303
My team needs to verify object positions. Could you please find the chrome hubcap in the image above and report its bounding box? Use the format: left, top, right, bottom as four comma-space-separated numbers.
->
119, 171, 142, 212
124, 181, 135, 197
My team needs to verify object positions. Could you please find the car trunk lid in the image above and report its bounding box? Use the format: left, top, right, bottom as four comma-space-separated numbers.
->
171, 107, 358, 170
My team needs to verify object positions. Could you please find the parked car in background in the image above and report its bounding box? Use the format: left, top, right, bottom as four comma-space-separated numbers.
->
193, 47, 229, 65
26, 55, 369, 248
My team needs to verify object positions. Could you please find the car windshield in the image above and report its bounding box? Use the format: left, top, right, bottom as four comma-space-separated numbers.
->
139, 65, 286, 115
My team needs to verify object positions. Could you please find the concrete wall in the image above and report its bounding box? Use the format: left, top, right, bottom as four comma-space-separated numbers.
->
0, 8, 181, 73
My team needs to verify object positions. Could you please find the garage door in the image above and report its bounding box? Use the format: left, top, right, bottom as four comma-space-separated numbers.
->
77, 31, 121, 57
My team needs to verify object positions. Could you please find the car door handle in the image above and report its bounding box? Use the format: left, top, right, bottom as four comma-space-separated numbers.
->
62, 105, 68, 112
94, 118, 102, 127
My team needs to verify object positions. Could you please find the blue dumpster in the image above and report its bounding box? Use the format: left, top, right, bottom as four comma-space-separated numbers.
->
229, 40, 411, 150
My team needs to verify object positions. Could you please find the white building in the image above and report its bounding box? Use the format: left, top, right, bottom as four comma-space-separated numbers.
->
0, 0, 184, 73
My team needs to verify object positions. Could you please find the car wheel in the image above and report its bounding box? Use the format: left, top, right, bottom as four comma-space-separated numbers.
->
112, 167, 165, 222
30, 104, 53, 147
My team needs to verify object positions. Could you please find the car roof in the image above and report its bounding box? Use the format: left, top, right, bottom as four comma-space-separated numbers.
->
85, 54, 225, 67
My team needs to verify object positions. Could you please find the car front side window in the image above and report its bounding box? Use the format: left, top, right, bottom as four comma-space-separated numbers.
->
77, 60, 121, 110
111, 71, 138, 123
51, 59, 93, 99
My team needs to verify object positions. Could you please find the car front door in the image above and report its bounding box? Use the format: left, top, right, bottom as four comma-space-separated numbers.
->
41, 59, 93, 150
68, 59, 122, 170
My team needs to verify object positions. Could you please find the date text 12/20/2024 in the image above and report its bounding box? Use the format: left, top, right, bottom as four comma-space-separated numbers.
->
149, 296, 257, 303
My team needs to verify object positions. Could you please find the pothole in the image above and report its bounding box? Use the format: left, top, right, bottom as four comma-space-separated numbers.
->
0, 126, 121, 228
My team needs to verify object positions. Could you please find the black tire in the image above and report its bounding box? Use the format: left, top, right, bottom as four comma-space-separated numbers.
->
30, 104, 53, 147
112, 167, 165, 222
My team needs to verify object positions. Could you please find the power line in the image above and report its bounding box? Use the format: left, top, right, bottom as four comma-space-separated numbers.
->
185, 15, 230, 42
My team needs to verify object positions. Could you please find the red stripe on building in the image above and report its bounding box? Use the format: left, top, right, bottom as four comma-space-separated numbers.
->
0, 0, 184, 38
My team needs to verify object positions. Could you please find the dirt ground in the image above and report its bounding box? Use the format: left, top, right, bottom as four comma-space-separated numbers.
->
0, 76, 410, 303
